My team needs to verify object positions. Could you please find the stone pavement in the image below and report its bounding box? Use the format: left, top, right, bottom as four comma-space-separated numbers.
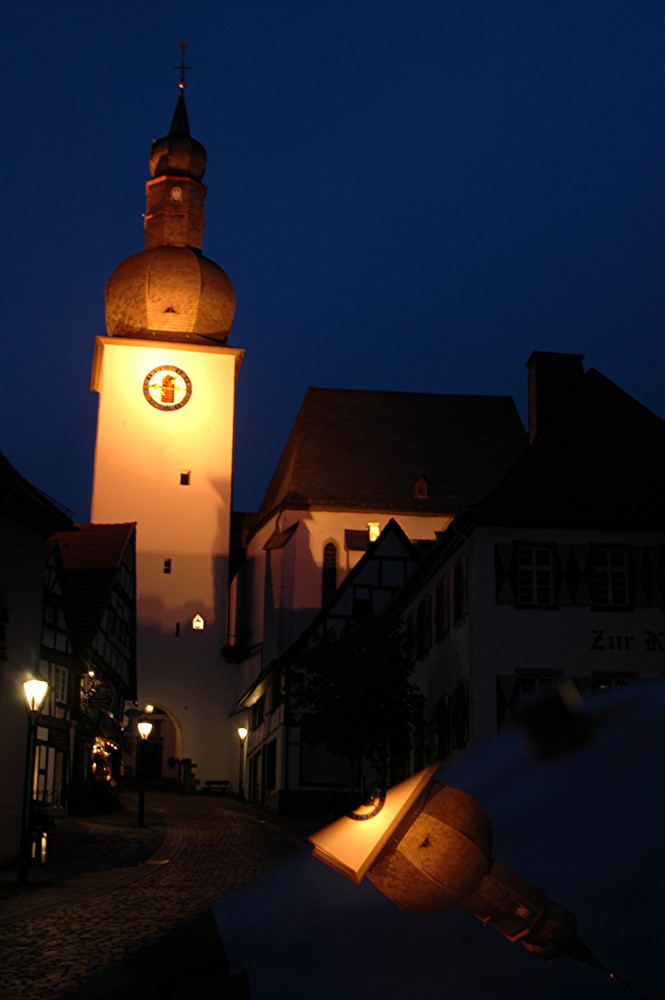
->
0, 791, 320, 999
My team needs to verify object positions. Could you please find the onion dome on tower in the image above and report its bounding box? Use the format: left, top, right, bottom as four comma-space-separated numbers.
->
105, 86, 235, 343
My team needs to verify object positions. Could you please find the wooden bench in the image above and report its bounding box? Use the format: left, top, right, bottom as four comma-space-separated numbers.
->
203, 779, 230, 795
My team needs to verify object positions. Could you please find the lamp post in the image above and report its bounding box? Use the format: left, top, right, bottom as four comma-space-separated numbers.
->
137, 719, 153, 828
18, 674, 49, 886
237, 726, 248, 799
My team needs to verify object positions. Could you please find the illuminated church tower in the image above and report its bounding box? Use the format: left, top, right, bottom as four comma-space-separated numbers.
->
91, 79, 243, 783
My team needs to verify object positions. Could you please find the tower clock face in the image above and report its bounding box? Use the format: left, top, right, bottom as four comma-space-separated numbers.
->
143, 365, 193, 411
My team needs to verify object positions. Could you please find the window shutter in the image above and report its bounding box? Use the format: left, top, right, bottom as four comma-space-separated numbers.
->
495, 544, 516, 604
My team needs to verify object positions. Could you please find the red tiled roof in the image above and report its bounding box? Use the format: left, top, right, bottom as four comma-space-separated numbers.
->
54, 523, 135, 651
56, 523, 135, 570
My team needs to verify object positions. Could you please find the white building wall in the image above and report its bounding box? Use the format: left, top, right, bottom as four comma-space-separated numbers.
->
472, 525, 665, 741
91, 336, 243, 782
407, 524, 665, 771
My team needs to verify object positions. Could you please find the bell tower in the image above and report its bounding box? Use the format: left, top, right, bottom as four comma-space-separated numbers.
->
90, 74, 243, 784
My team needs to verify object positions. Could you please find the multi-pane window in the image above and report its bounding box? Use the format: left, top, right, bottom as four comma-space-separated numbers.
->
0, 598, 8, 662
452, 556, 468, 623
416, 595, 432, 658
592, 672, 636, 694
434, 577, 449, 640
105, 590, 131, 650
407, 599, 432, 661
515, 672, 560, 705
591, 548, 629, 607
251, 695, 265, 728
271, 675, 284, 711
407, 608, 418, 662
54, 665, 68, 703
517, 546, 554, 606
352, 587, 372, 619
436, 684, 469, 758
43, 602, 71, 653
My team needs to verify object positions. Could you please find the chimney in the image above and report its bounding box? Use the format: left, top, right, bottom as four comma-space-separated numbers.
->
526, 352, 584, 441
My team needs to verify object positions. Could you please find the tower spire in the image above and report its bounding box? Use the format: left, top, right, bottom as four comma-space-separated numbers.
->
103, 54, 236, 344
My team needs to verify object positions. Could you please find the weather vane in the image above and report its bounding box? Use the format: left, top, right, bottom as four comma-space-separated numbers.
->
174, 41, 191, 90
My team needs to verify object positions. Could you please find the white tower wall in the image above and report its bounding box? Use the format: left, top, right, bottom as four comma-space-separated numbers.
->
91, 336, 243, 783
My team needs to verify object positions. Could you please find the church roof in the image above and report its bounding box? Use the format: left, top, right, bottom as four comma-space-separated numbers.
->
255, 387, 527, 526
466, 368, 665, 530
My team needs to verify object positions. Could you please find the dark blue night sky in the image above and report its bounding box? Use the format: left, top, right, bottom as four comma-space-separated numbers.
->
4, 1, 665, 520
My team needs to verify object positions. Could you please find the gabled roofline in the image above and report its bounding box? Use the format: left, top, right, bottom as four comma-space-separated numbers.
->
236, 518, 419, 707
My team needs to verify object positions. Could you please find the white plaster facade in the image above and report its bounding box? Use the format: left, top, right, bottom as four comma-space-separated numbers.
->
91, 336, 243, 782
406, 522, 665, 770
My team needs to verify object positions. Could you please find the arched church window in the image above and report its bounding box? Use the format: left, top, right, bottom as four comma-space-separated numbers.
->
322, 542, 338, 607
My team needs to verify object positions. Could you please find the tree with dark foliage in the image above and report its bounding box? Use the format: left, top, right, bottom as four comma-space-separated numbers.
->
288, 618, 423, 800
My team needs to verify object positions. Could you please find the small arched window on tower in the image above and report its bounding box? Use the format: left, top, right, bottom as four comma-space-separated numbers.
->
322, 542, 338, 607
413, 477, 429, 499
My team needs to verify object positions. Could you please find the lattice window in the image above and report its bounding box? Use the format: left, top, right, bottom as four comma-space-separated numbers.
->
54, 665, 68, 703
452, 556, 468, 623
434, 577, 449, 640
517, 546, 554, 606
591, 548, 629, 607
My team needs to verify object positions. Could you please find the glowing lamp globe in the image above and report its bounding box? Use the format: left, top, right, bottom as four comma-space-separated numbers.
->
137, 721, 153, 741
23, 677, 49, 714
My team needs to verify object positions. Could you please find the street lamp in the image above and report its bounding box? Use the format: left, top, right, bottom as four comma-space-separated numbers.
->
237, 726, 248, 799
18, 673, 49, 885
137, 718, 153, 828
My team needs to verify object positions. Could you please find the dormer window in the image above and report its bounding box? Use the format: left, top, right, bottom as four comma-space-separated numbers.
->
413, 477, 428, 499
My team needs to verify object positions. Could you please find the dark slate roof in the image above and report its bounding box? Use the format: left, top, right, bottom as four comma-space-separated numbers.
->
55, 523, 135, 649
255, 388, 527, 527
0, 452, 72, 535
467, 369, 665, 530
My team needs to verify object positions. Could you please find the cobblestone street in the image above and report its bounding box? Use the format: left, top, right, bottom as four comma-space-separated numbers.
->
0, 792, 317, 999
